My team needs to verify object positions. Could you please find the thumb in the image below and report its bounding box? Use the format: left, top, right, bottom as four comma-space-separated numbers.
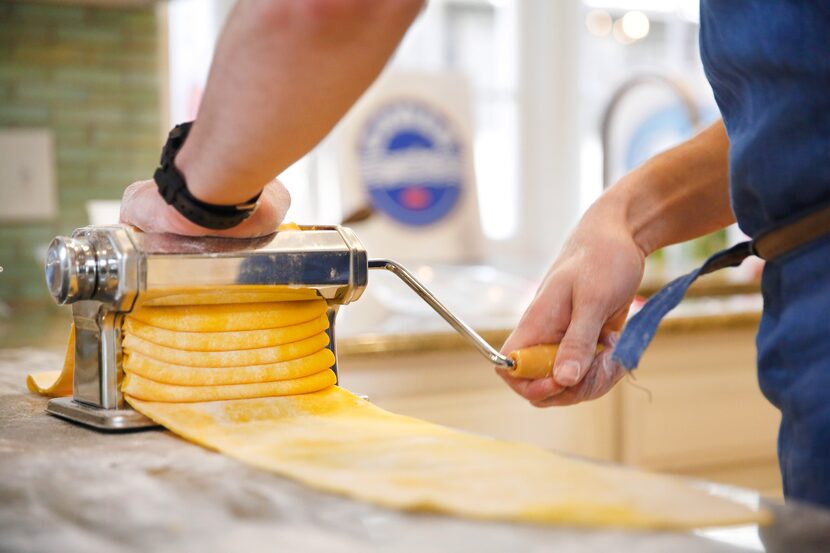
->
552, 305, 603, 387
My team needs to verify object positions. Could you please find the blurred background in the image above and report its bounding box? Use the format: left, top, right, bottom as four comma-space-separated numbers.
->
0, 0, 777, 497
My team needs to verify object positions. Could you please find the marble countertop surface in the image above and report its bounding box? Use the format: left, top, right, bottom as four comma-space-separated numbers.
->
2, 347, 829, 553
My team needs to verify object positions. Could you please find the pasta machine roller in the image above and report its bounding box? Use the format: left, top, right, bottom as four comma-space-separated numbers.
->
44, 224, 514, 431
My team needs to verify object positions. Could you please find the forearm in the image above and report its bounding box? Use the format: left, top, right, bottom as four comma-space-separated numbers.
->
175, 0, 423, 205
598, 120, 734, 256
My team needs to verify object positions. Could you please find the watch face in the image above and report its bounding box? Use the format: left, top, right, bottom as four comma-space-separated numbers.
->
358, 99, 464, 227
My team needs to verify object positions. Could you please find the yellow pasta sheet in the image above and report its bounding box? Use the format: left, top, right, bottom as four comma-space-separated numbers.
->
29, 301, 769, 530
128, 387, 766, 529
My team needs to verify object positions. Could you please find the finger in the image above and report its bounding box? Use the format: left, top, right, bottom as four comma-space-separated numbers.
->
534, 366, 623, 407
600, 304, 630, 339
497, 281, 572, 404
253, 179, 291, 224
530, 386, 585, 407
534, 333, 624, 407
600, 330, 620, 349
551, 304, 604, 387
219, 179, 291, 237
119, 180, 148, 210
266, 179, 291, 221
119, 180, 162, 230
495, 366, 567, 403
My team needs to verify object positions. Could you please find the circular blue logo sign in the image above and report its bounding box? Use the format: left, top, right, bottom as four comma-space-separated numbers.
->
358, 100, 463, 227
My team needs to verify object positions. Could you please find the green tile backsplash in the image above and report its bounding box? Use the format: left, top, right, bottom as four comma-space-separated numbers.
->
0, 1, 161, 303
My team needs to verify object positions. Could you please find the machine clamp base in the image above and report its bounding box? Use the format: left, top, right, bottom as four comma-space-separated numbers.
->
46, 397, 159, 431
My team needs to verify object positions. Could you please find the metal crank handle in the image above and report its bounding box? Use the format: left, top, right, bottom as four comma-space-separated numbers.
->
368, 259, 515, 369
367, 260, 602, 380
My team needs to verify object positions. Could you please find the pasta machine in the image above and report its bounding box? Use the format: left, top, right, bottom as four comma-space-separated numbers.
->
44, 224, 515, 431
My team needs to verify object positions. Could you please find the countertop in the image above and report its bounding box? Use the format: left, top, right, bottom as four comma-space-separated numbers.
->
2, 348, 829, 553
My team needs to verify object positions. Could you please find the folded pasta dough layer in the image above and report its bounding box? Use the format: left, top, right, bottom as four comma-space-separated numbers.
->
122, 332, 330, 367
122, 368, 336, 402
123, 314, 329, 351
129, 299, 327, 332
127, 386, 768, 529
123, 349, 335, 385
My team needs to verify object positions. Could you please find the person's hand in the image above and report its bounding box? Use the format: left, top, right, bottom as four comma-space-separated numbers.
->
497, 197, 645, 407
119, 179, 291, 238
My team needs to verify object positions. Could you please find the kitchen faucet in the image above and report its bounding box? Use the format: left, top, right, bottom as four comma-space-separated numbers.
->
600, 73, 702, 189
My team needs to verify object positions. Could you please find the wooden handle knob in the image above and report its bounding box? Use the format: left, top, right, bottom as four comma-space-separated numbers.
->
506, 344, 603, 380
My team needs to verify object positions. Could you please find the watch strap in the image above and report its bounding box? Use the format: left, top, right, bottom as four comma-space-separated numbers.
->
153, 122, 261, 230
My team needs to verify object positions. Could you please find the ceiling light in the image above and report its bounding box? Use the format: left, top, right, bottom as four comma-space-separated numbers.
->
621, 10, 650, 41
586, 9, 613, 37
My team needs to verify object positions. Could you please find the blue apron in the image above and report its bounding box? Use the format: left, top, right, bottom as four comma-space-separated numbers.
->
613, 2, 830, 508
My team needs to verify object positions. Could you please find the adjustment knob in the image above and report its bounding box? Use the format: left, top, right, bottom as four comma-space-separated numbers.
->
45, 236, 97, 304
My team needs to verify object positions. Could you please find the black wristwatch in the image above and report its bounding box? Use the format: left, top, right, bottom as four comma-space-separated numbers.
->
153, 121, 262, 230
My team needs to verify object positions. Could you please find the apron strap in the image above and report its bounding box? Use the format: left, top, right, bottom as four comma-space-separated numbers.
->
612, 242, 753, 370
612, 198, 830, 370
753, 202, 830, 260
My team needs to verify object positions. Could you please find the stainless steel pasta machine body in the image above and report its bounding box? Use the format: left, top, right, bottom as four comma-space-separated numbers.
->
43, 224, 513, 431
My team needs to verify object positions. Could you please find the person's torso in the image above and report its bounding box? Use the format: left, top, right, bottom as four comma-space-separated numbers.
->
699, 1, 830, 237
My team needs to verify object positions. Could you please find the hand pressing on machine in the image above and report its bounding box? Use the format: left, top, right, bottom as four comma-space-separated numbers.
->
499, 121, 734, 407
119, 178, 291, 238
